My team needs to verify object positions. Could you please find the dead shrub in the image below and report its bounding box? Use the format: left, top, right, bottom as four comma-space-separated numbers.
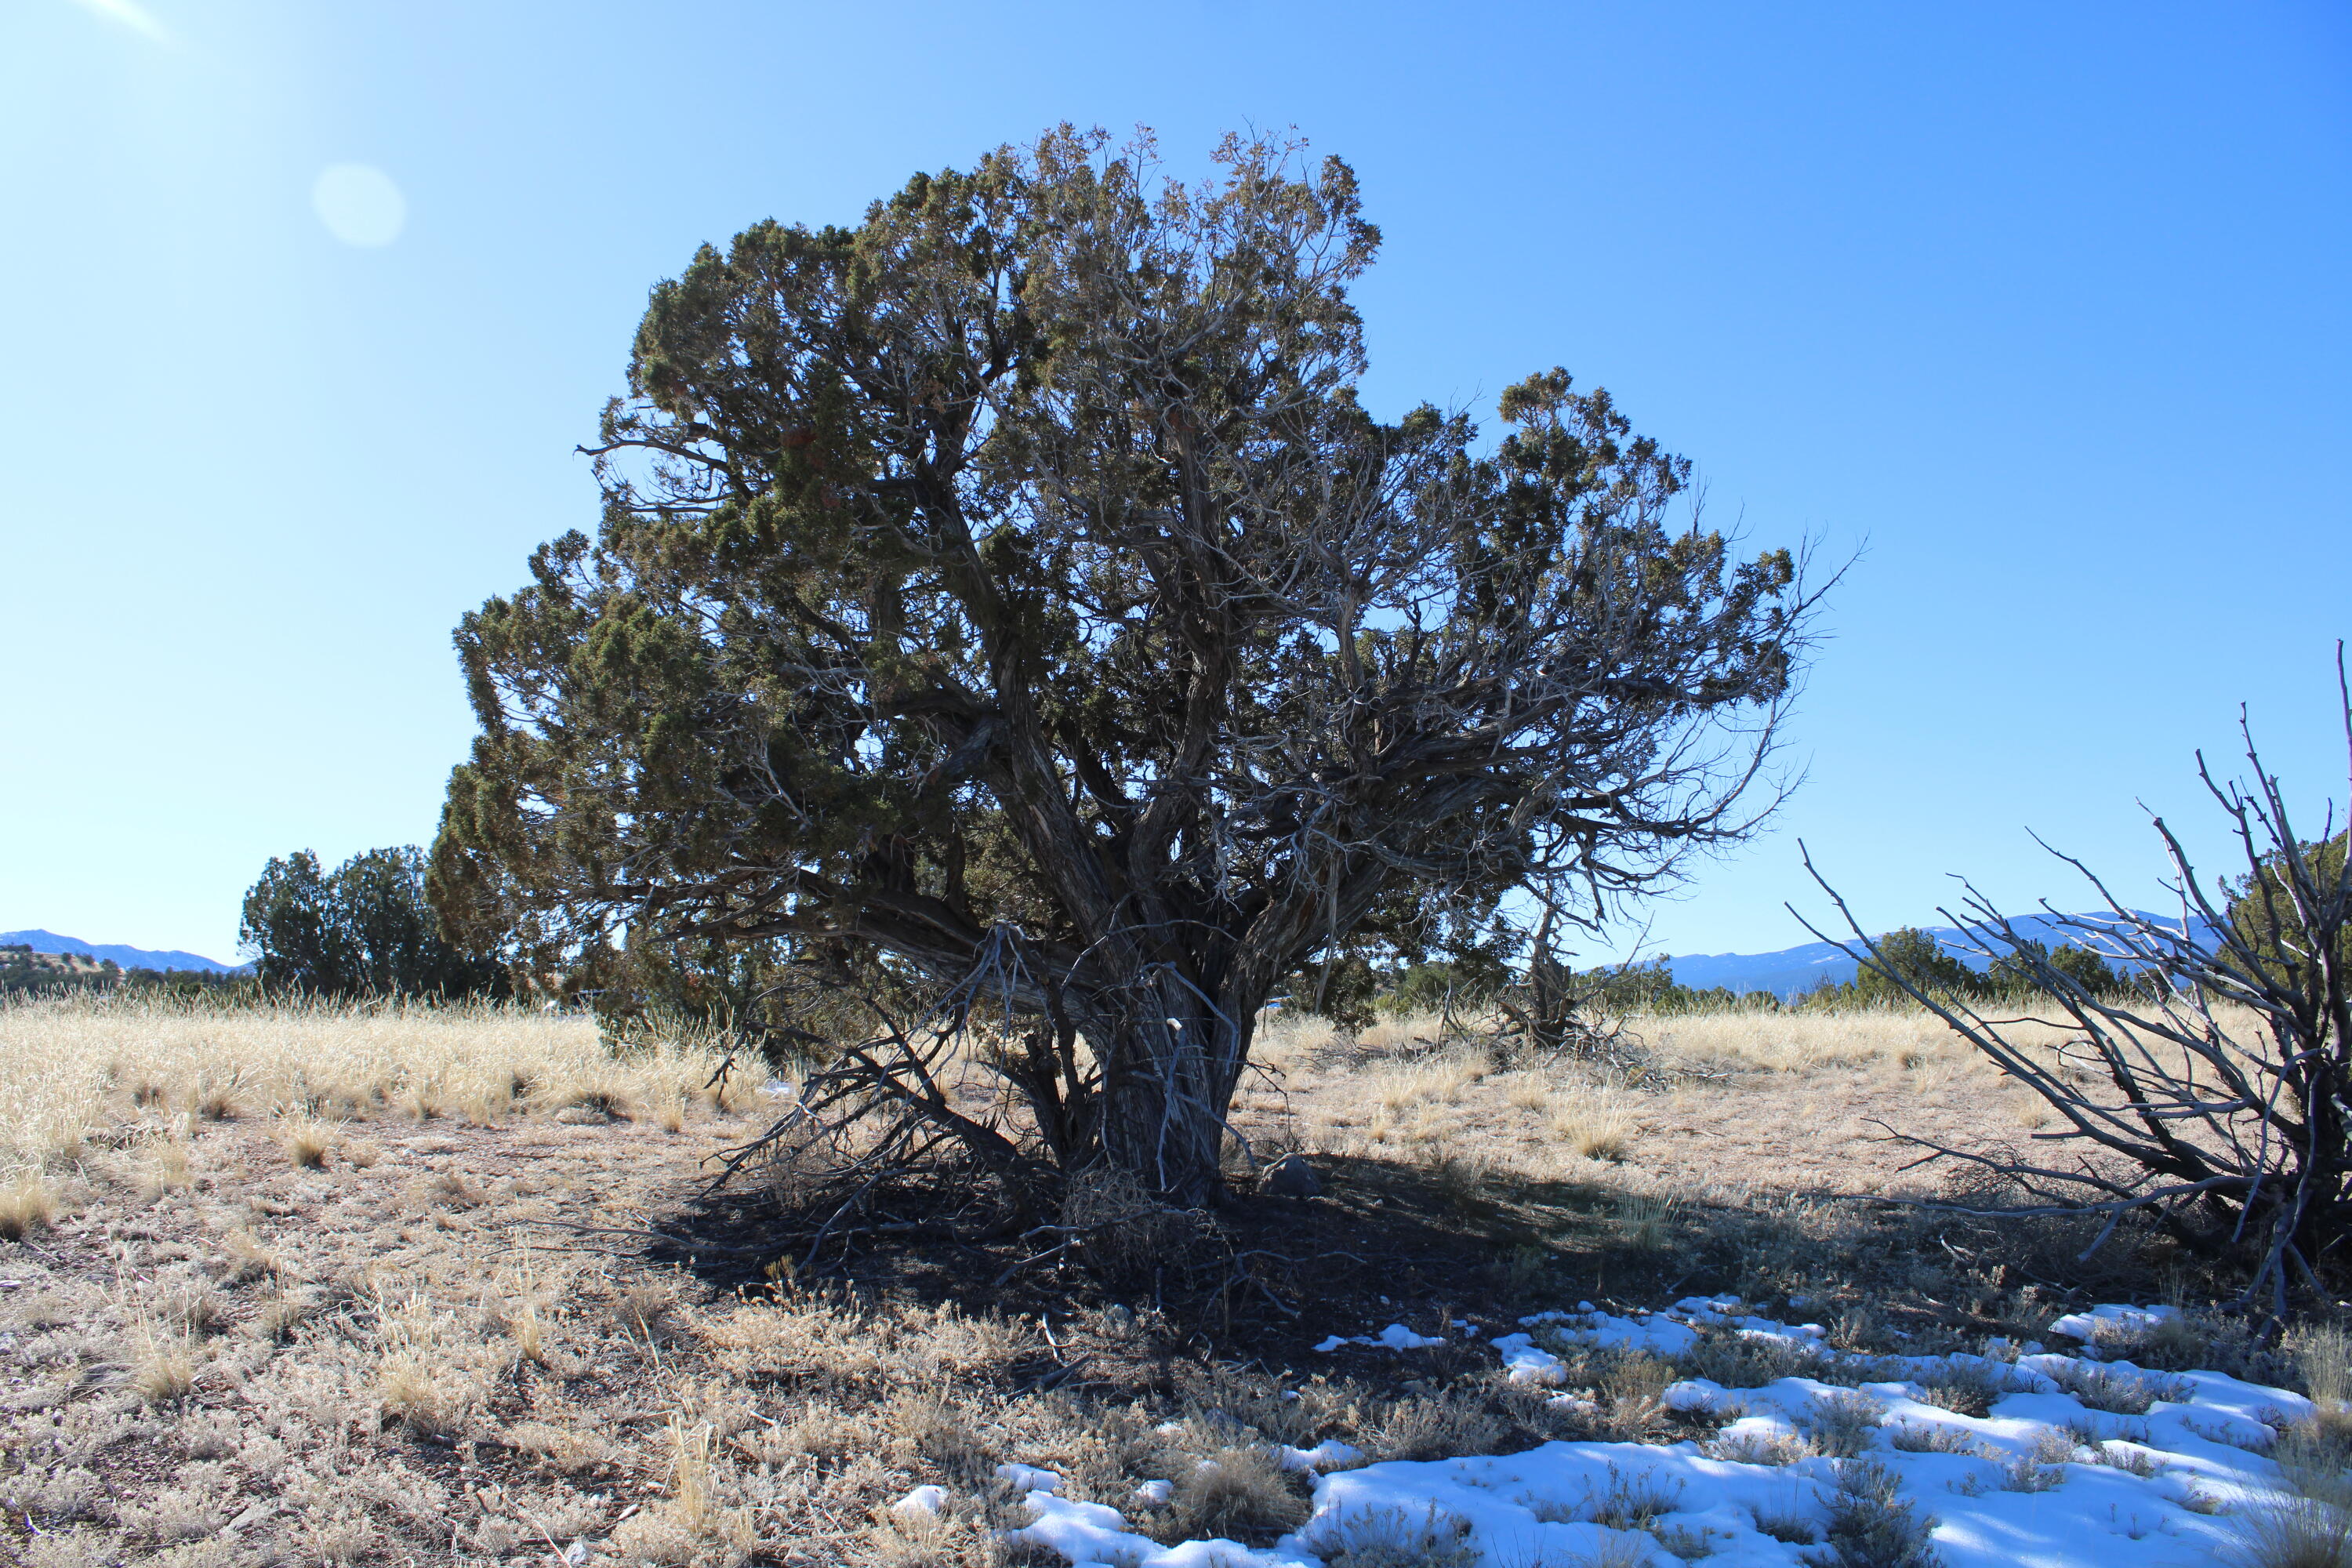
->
1062, 1163, 1195, 1283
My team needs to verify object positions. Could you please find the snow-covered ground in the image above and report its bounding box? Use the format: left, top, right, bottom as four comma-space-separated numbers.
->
973, 1297, 2312, 1567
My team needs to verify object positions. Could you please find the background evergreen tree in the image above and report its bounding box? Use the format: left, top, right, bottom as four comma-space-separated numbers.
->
242, 846, 506, 1000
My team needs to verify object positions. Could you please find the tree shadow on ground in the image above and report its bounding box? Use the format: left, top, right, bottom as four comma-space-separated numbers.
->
641, 1145, 2158, 1393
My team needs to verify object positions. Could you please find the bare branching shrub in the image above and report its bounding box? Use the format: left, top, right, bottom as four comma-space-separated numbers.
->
1804, 673, 2352, 1316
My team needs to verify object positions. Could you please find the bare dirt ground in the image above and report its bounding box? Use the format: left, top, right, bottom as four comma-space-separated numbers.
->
0, 997, 2190, 1567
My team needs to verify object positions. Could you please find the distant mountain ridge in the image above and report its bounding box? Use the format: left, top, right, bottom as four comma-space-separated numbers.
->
1662, 911, 2220, 1001
0, 930, 240, 975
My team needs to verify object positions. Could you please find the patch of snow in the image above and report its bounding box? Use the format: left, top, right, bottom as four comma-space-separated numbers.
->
996, 1463, 1062, 1494
1316, 1323, 1445, 1352
2049, 1302, 2182, 1342
993, 1298, 2305, 1568
1275, 1439, 1364, 1473
1490, 1332, 1566, 1385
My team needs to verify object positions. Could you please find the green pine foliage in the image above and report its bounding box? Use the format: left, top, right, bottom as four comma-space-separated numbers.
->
239, 847, 507, 1000
2224, 829, 2352, 993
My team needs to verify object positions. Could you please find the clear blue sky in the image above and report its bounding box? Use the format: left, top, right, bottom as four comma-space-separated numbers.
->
3, 0, 2347, 966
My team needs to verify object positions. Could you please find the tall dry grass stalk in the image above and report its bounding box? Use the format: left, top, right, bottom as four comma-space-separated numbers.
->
0, 993, 743, 1180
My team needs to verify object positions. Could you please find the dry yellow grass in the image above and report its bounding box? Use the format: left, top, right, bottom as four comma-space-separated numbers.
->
0, 993, 745, 1181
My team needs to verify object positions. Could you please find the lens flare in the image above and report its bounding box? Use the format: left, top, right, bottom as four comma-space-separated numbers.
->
310, 164, 407, 248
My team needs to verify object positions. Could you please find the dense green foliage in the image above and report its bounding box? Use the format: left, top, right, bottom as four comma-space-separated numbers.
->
2223, 829, 2351, 991
241, 847, 506, 1000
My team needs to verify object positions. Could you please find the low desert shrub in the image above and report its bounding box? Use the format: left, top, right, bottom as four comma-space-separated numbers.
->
2225, 1496, 2352, 1568
1676, 1326, 1831, 1388
1798, 1391, 1886, 1459
1706, 1428, 1809, 1466
1888, 1422, 1990, 1457
1913, 1361, 2012, 1419
1301, 1505, 1477, 1568
2045, 1360, 2189, 1415
1584, 1466, 1682, 1531
1369, 1388, 1508, 1463
1821, 1460, 1940, 1568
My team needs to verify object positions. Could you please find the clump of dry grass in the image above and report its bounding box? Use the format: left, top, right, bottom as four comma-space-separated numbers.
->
129, 1321, 198, 1404
279, 1117, 335, 1169
371, 1287, 485, 1439
1160, 1445, 1310, 1545
1552, 1085, 1635, 1160
0, 1169, 58, 1239
612, 1416, 757, 1566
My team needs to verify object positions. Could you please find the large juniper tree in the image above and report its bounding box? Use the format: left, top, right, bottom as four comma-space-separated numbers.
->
433, 129, 1815, 1205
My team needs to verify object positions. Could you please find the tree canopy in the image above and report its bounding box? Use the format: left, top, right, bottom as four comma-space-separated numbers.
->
431, 129, 1817, 1203
242, 846, 507, 1000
